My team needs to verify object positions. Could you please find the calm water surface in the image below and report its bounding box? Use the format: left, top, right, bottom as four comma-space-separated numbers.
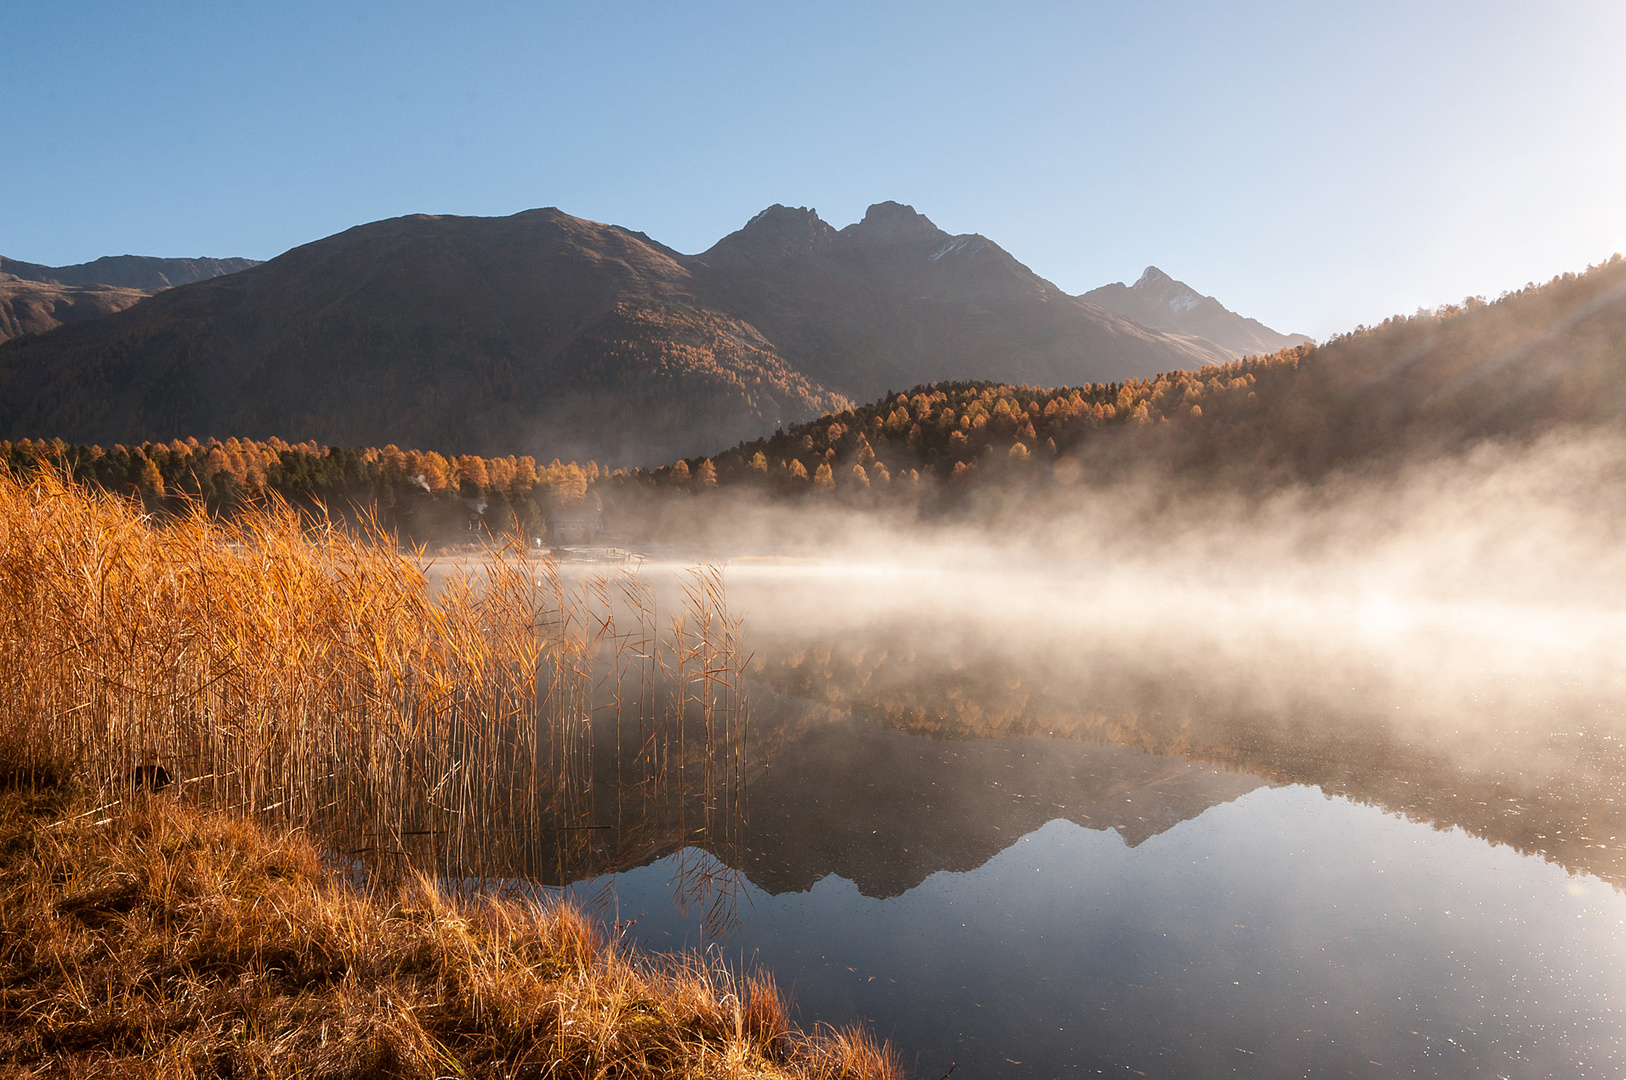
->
576, 713, 1626, 1079
474, 559, 1626, 1077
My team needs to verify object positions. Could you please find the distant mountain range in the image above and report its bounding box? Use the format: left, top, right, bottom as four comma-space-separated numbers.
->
0, 275, 150, 341
0, 254, 262, 343
1084, 265, 1311, 356
0, 206, 1302, 464
0, 254, 260, 292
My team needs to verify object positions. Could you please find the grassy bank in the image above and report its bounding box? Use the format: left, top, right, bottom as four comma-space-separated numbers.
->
0, 469, 896, 1078
0, 781, 896, 1078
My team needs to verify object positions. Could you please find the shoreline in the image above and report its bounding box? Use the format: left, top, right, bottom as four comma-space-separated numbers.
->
0, 782, 898, 1079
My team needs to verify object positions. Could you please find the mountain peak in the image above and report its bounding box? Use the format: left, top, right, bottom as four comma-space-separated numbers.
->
850, 201, 942, 240
746, 203, 823, 225
708, 205, 836, 257
744, 204, 831, 236
1083, 268, 1311, 358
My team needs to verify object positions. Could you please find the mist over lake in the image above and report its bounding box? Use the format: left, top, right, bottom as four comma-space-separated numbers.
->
455, 427, 1626, 1078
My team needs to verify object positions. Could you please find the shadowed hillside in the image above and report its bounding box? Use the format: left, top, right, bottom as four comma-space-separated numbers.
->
0, 204, 1237, 464
620, 253, 1626, 498
0, 275, 149, 341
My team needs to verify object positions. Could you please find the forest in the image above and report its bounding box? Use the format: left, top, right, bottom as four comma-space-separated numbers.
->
0, 436, 606, 543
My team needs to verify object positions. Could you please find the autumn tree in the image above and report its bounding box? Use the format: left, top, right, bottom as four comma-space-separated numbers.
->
495, 456, 528, 494
137, 456, 164, 496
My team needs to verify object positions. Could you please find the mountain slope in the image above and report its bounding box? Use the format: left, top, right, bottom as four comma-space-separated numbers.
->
693, 203, 1232, 398
0, 204, 1238, 463
1084, 266, 1311, 357
0, 254, 260, 291
0, 210, 850, 463
663, 254, 1626, 498
0, 275, 149, 341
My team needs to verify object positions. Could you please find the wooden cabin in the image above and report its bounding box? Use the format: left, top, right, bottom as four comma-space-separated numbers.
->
546, 505, 602, 546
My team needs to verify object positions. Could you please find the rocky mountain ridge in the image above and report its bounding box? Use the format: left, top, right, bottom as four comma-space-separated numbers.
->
1084, 265, 1311, 357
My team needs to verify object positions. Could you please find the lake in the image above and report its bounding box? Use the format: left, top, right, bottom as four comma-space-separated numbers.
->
447, 553, 1626, 1077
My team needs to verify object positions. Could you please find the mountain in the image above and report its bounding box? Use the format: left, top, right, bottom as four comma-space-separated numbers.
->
1083, 266, 1311, 357
0, 209, 849, 465
660, 254, 1626, 498
693, 203, 1231, 398
0, 253, 261, 343
0, 275, 149, 341
0, 254, 260, 292
0, 204, 1237, 464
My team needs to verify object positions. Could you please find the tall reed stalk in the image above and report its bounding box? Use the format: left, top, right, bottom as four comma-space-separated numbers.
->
0, 468, 747, 890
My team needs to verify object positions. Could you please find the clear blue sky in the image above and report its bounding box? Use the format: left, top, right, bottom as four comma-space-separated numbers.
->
4, 0, 1623, 339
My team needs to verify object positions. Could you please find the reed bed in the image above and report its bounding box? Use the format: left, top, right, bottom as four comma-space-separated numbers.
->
0, 468, 744, 886
0, 467, 898, 1079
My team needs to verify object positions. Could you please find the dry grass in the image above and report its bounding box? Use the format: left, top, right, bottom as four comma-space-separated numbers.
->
0, 469, 898, 1079
0, 467, 744, 884
0, 784, 897, 1079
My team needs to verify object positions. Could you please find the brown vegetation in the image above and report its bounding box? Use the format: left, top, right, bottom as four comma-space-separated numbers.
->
0, 435, 604, 542
0, 785, 896, 1079
0, 463, 752, 882
0, 467, 897, 1078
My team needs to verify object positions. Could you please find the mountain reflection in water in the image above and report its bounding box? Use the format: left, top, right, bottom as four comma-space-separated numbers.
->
573, 670, 1626, 1078
603, 782, 1626, 1079
735, 700, 1266, 898
437, 560, 1626, 1077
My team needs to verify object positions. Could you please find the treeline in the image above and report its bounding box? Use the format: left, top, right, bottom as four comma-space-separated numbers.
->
0, 436, 607, 540
616, 252, 1626, 499
613, 354, 1296, 499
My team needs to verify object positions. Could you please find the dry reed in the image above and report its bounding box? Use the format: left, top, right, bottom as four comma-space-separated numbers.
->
0, 468, 744, 886
0, 467, 898, 1079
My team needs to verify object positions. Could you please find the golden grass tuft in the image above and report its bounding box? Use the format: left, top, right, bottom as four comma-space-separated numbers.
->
0, 764, 899, 1078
